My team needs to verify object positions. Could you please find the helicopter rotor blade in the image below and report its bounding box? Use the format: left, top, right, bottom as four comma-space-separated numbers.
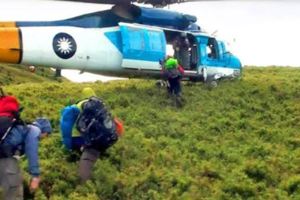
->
53, 0, 131, 5
54, 0, 226, 7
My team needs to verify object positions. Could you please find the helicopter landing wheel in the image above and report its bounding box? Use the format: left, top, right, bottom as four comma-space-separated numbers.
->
155, 80, 167, 88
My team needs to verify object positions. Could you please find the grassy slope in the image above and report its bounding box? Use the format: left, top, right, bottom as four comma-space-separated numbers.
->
2, 67, 300, 199
0, 63, 63, 85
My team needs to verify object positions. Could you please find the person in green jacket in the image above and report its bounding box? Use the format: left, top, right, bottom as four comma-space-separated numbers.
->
163, 56, 184, 97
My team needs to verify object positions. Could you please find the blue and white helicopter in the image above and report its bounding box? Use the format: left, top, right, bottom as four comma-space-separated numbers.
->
0, 0, 242, 83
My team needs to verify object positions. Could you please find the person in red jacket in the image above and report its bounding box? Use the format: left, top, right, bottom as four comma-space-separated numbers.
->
0, 89, 52, 199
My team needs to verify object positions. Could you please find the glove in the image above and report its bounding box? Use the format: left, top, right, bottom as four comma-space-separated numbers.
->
30, 176, 40, 192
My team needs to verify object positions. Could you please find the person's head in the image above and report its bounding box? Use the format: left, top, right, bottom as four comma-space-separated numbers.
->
166, 55, 172, 59
180, 32, 187, 37
33, 117, 52, 138
81, 87, 96, 99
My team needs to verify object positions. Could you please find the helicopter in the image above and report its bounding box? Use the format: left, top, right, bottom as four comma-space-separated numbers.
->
0, 0, 242, 83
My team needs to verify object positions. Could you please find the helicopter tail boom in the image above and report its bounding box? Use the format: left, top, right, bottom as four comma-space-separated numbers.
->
0, 26, 126, 73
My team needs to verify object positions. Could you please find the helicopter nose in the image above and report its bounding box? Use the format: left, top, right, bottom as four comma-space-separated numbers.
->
0, 27, 22, 64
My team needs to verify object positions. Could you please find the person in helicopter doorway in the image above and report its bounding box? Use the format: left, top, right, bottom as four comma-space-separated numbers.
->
60, 87, 124, 183
161, 56, 185, 106
173, 32, 191, 69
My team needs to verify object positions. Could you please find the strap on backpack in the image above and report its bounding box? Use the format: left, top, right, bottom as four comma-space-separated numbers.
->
0, 118, 16, 143
0, 119, 16, 143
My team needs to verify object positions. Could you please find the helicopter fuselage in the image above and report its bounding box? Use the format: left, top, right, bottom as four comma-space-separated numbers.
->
0, 5, 242, 82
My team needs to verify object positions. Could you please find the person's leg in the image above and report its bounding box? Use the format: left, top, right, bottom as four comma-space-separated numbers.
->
78, 148, 100, 183
167, 78, 173, 95
0, 158, 23, 200
168, 78, 176, 95
174, 77, 184, 107
174, 77, 182, 96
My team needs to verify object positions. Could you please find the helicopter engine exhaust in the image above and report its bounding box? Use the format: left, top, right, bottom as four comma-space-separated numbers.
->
111, 4, 141, 20
112, 4, 197, 30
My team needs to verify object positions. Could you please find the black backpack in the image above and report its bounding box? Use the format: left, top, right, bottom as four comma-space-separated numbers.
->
76, 97, 118, 151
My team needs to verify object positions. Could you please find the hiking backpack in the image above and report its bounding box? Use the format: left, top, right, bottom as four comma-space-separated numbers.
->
76, 97, 118, 151
0, 88, 21, 142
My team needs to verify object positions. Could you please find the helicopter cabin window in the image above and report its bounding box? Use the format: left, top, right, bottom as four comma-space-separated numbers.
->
119, 23, 166, 69
206, 38, 218, 59
148, 31, 165, 52
125, 27, 165, 53
127, 28, 145, 50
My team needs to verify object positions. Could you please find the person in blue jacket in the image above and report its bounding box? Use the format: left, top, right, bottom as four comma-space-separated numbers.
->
60, 87, 123, 183
0, 117, 52, 200
60, 87, 96, 151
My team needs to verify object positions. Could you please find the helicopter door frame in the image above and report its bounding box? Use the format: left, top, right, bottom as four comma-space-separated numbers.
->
119, 22, 166, 70
160, 28, 199, 71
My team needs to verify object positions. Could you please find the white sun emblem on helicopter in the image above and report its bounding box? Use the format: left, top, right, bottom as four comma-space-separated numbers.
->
56, 37, 73, 54
53, 32, 77, 59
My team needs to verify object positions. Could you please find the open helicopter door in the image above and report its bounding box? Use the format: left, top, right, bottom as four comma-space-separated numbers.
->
119, 22, 166, 70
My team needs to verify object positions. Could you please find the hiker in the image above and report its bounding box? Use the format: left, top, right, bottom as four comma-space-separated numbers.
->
162, 56, 184, 97
0, 88, 52, 200
60, 87, 124, 183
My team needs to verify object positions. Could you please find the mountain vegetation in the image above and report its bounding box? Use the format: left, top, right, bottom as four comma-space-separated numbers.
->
2, 65, 300, 199
0, 63, 63, 85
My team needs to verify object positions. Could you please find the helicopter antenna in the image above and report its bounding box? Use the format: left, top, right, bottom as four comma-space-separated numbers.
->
211, 30, 218, 37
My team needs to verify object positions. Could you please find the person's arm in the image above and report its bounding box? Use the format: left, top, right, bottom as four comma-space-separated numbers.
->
60, 105, 80, 150
24, 125, 40, 177
24, 125, 45, 192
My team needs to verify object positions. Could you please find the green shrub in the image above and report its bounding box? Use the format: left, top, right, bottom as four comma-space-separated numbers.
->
1, 66, 300, 199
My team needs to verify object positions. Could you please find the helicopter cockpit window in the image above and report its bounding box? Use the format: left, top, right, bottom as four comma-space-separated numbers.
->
149, 31, 164, 52
207, 38, 218, 59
